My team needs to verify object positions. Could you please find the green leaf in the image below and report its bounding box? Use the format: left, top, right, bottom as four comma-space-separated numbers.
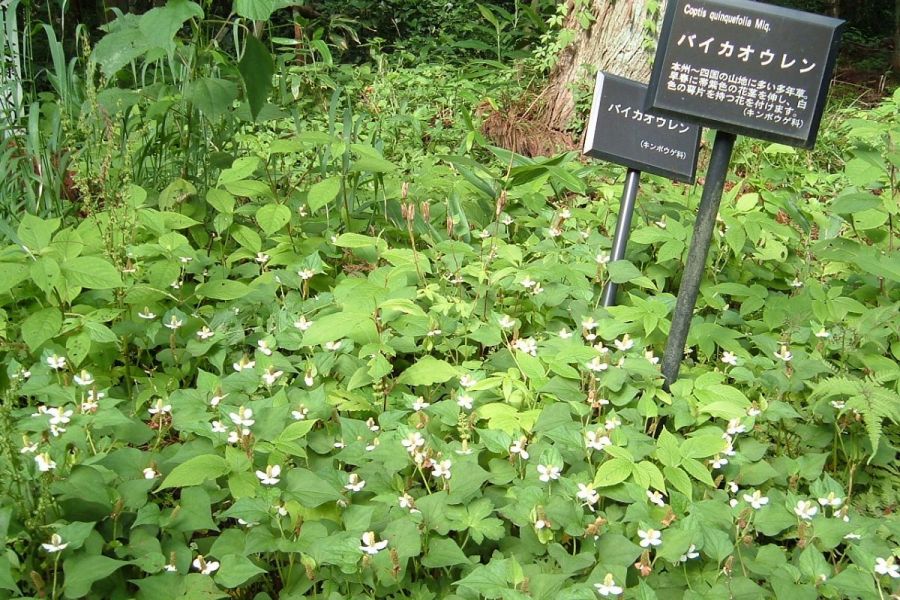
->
21, 307, 62, 351
66, 332, 92, 367
188, 77, 239, 119
215, 554, 265, 588
0, 263, 29, 295
139, 0, 203, 51
829, 192, 882, 215
681, 435, 727, 459
332, 232, 388, 254
593, 457, 633, 487
397, 356, 460, 386
63, 555, 129, 598
234, 0, 277, 20
456, 558, 511, 599
307, 176, 342, 212
238, 36, 274, 121
302, 311, 376, 346
91, 25, 151, 77
157, 455, 229, 490
694, 384, 751, 419
18, 213, 60, 252
0, 555, 18, 593
255, 204, 291, 235
195, 279, 251, 301
283, 468, 342, 506
218, 157, 259, 185
62, 256, 124, 289
422, 537, 470, 568
607, 260, 643, 284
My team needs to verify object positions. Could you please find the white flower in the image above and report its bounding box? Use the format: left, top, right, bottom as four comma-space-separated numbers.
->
817, 492, 843, 508
595, 253, 610, 265
794, 500, 818, 520
229, 406, 255, 427
581, 317, 598, 330
412, 397, 430, 411
262, 366, 284, 386
179, 256, 193, 264
142, 467, 158, 479
324, 340, 342, 351
148, 399, 172, 415
459, 374, 477, 388
726, 419, 746, 435
427, 328, 442, 337
49, 423, 66, 437
558, 328, 573, 339
41, 533, 68, 553
586, 356, 609, 373
520, 277, 536, 289
830, 400, 846, 410
585, 431, 612, 451
227, 430, 241, 444
874, 557, 900, 578
401, 432, 426, 453
170, 280, 182, 290
679, 544, 700, 562
20, 438, 38, 454
73, 370, 94, 386
345, 473, 365, 492
304, 373, 315, 387
814, 326, 830, 338
721, 351, 738, 366
513, 337, 538, 356
604, 416, 621, 431
196, 326, 215, 340
192, 555, 220, 575
594, 573, 622, 596
537, 464, 560, 483
366, 418, 379, 432
209, 393, 226, 407
138, 307, 156, 319
509, 438, 529, 460
843, 532, 861, 540
548, 226, 562, 238
432, 459, 452, 479
614, 334, 634, 351
789, 278, 803, 288
647, 490, 666, 507
534, 518, 549, 530
501, 214, 513, 225
164, 563, 177, 572
46, 354, 66, 370
399, 493, 419, 513
164, 315, 183, 330
35, 453, 56, 472
644, 349, 659, 364
292, 406, 309, 420
255, 252, 269, 264
747, 405, 762, 417
46, 407, 73, 425
232, 356, 256, 371
294, 316, 313, 331
256, 464, 282, 485
577, 483, 599, 507
532, 281, 544, 295
726, 481, 739, 494
774, 344, 793, 362
298, 268, 315, 280
498, 315, 515, 329
359, 531, 388, 555
457, 394, 473, 410
211, 420, 228, 433
257, 340, 273, 356
710, 455, 728, 469
743, 490, 769, 509
638, 528, 662, 548
559, 208, 571, 219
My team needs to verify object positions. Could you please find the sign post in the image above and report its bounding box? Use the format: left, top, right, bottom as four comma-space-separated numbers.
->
646, 0, 844, 387
583, 72, 702, 307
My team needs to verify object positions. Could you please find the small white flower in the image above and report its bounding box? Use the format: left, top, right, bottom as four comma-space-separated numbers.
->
256, 464, 282, 485
614, 334, 634, 351
594, 573, 623, 596
255, 252, 270, 264
721, 351, 738, 366
548, 226, 562, 238
179, 256, 193, 264
647, 490, 666, 507
679, 544, 700, 562
262, 366, 284, 386
138, 307, 156, 320
577, 483, 599, 507
164, 315, 183, 330
232, 356, 256, 372
196, 326, 215, 340
710, 455, 728, 469
509, 438, 529, 460
20, 438, 38, 454
726, 419, 746, 435
586, 356, 609, 373
345, 473, 365, 492
637, 528, 662, 548
142, 467, 158, 479
170, 280, 182, 290
412, 397, 430, 412
747, 404, 762, 417
604, 416, 621, 431
457, 394, 473, 410
73, 370, 94, 386
498, 315, 515, 329
432, 459, 452, 479
595, 253, 610, 265
294, 315, 313, 331
830, 400, 846, 410
426, 327, 442, 337
209, 392, 227, 407
192, 555, 219, 575
148, 399, 172, 415
298, 268, 315, 280
459, 374, 477, 388
275, 503, 288, 516
581, 317, 598, 331
817, 492, 843, 508
537, 464, 560, 483
366, 418, 379, 432
534, 518, 549, 530
399, 493, 419, 512
229, 406, 255, 427
304, 373, 315, 387
35, 453, 56, 472
46, 407, 73, 426
41, 534, 68, 553
585, 430, 612, 451
644, 349, 659, 365
501, 214, 514, 225
49, 423, 66, 437
164, 563, 177, 572
559, 208, 572, 219
513, 337, 538, 356
46, 354, 66, 370
874, 557, 900, 578
257, 340, 273, 356
743, 490, 769, 509
227, 430, 241, 444
558, 328, 573, 339
843, 532, 861, 540
520, 277, 536, 289
794, 500, 818, 520
401, 432, 426, 453
292, 406, 309, 420
789, 278, 803, 288
478, 229, 491, 239
324, 340, 343, 351
359, 531, 388, 555
211, 420, 228, 433
814, 326, 830, 338
774, 344, 793, 362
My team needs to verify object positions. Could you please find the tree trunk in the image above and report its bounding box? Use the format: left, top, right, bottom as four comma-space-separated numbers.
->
893, 0, 900, 72
543, 0, 660, 131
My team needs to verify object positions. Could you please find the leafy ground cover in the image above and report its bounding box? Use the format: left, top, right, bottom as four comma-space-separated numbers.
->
1, 3, 899, 599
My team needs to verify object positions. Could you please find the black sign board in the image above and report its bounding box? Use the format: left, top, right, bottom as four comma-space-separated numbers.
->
584, 72, 702, 183
647, 0, 843, 148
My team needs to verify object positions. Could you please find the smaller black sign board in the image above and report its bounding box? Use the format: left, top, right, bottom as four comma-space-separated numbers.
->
648, 0, 843, 148
584, 72, 702, 183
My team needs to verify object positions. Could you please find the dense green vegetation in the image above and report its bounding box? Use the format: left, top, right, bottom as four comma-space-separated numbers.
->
0, 1, 898, 599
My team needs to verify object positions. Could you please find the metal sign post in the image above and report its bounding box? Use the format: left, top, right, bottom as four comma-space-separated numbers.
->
601, 168, 641, 307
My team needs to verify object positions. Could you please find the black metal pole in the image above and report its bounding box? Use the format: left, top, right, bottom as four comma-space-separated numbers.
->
661, 130, 737, 389
601, 168, 641, 307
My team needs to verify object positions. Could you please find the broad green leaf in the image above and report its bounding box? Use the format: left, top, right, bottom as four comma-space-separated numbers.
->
332, 233, 388, 253
307, 177, 342, 212
695, 384, 751, 419
91, 25, 151, 76
188, 77, 239, 119
397, 356, 460, 386
138, 0, 203, 51
0, 263, 29, 295
255, 204, 291, 235
218, 157, 260, 186
234, 0, 277, 20
593, 457, 633, 487
21, 307, 61, 351
681, 435, 727, 459
283, 468, 342, 506
195, 280, 251, 301
157, 455, 229, 489
63, 555, 129, 598
62, 256, 123, 289
422, 537, 470, 568
302, 311, 375, 346
18, 213, 60, 252
215, 554, 265, 588
238, 35, 274, 121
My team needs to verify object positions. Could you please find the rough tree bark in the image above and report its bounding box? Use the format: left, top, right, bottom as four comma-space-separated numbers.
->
543, 0, 662, 131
